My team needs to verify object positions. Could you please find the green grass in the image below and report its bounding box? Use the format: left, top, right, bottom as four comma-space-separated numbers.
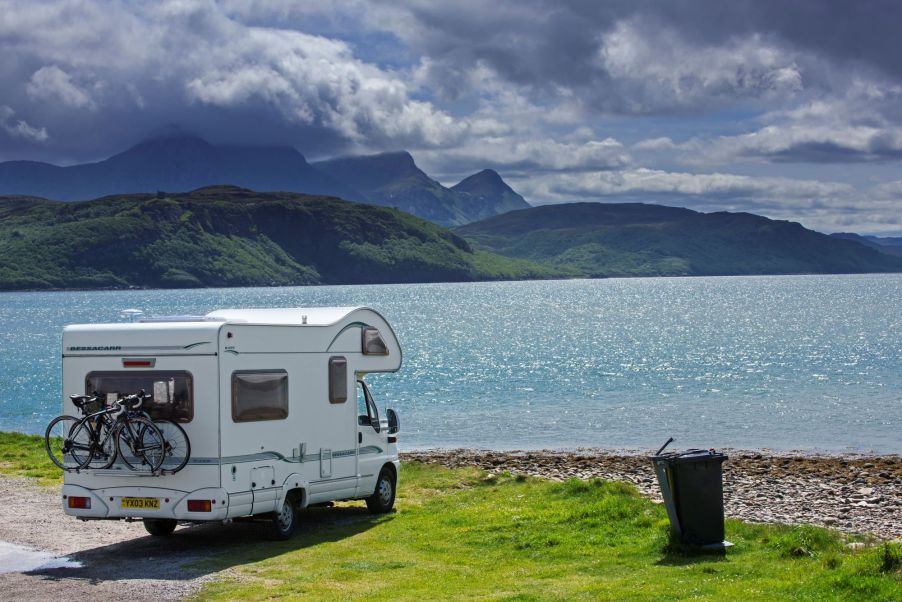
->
0, 431, 63, 485
196, 464, 901, 601
0, 432, 898, 599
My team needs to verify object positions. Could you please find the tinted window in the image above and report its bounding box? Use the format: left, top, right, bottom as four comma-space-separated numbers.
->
232, 370, 288, 422
329, 356, 347, 403
86, 371, 193, 423
362, 327, 389, 355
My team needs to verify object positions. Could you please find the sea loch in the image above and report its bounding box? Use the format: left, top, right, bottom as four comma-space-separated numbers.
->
1, 274, 899, 453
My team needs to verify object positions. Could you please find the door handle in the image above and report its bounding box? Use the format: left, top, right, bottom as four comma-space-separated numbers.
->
358, 432, 362, 444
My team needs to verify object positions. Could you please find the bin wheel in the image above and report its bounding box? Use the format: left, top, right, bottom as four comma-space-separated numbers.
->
144, 518, 177, 536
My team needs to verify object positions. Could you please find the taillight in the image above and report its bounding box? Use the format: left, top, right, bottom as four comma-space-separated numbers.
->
68, 496, 91, 509
187, 499, 212, 512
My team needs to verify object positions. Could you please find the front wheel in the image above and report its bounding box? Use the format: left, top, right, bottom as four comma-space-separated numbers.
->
366, 466, 396, 514
69, 417, 117, 470
268, 496, 298, 540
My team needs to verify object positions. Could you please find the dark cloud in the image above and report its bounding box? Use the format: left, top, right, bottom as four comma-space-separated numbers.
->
392, 0, 902, 110
1, 0, 901, 233
0, 1, 461, 163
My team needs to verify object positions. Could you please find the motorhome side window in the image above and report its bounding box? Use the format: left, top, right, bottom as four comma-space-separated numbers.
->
328, 356, 348, 403
231, 370, 289, 422
86, 371, 193, 423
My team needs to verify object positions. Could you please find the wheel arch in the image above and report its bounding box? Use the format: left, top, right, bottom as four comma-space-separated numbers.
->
279, 473, 309, 509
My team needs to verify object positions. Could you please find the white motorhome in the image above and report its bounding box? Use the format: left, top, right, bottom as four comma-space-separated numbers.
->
59, 307, 402, 539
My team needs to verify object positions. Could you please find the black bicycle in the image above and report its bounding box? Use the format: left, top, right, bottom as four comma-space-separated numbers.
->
46, 392, 162, 472
46, 390, 190, 473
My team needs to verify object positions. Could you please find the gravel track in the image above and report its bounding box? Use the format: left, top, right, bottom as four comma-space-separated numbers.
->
0, 475, 259, 602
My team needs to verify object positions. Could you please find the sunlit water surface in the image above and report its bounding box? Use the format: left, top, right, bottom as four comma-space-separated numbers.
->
1, 275, 899, 453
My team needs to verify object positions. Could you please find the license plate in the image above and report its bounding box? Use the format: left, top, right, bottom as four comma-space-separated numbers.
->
121, 497, 160, 509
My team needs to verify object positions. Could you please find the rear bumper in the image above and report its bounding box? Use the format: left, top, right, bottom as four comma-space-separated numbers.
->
62, 484, 229, 521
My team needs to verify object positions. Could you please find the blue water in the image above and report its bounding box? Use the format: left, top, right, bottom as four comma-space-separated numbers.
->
1, 275, 900, 453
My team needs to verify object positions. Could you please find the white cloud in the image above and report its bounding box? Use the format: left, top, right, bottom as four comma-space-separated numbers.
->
513, 167, 902, 234
632, 137, 676, 151
680, 81, 902, 164
0, 106, 49, 142
525, 168, 853, 203
26, 65, 98, 110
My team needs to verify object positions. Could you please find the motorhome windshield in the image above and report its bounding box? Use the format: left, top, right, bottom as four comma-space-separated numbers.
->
85, 371, 194, 423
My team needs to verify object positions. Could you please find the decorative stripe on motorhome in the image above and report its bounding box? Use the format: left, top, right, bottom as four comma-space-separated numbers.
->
183, 445, 385, 466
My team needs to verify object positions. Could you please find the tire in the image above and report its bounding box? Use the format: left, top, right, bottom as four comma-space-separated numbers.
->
154, 419, 190, 473
116, 417, 166, 472
144, 519, 178, 537
44, 415, 81, 470
366, 466, 396, 514
268, 495, 299, 541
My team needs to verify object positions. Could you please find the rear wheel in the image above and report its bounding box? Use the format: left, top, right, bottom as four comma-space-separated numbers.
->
116, 417, 165, 472
366, 466, 396, 514
44, 415, 81, 470
144, 519, 177, 537
268, 496, 298, 540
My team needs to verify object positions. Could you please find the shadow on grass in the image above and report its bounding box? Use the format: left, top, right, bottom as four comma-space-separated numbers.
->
26, 503, 391, 586
655, 531, 729, 566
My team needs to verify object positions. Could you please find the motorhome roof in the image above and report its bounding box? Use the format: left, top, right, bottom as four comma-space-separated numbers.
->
205, 307, 369, 326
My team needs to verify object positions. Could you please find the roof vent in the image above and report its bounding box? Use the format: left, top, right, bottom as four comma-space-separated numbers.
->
120, 308, 145, 322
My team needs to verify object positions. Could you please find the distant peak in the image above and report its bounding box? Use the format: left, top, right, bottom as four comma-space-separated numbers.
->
453, 168, 510, 192
473, 168, 502, 180
369, 150, 417, 169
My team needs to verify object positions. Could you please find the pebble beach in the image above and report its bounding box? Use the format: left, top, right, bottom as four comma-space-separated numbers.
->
403, 449, 902, 538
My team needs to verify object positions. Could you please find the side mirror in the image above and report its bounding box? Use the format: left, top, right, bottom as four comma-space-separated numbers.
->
358, 415, 371, 427
387, 408, 400, 434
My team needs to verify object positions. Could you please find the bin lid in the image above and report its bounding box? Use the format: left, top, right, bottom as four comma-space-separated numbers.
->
651, 449, 728, 464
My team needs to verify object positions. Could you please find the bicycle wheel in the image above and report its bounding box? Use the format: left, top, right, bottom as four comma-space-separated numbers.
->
115, 417, 165, 472
44, 415, 81, 470
154, 419, 190, 473
70, 416, 117, 470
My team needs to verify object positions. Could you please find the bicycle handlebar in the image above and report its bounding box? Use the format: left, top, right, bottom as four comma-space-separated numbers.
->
69, 389, 150, 415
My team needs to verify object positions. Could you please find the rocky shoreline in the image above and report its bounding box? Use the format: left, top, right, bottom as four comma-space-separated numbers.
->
402, 449, 902, 538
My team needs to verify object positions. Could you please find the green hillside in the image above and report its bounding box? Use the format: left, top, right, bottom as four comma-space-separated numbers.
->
0, 187, 558, 291
456, 202, 902, 277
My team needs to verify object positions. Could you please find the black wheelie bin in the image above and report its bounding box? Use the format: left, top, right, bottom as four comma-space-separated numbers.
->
651, 441, 730, 549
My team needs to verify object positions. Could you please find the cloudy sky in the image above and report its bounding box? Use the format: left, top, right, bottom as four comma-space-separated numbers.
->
2, 0, 901, 234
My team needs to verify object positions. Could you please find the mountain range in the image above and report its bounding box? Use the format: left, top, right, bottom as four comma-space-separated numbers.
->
2, 186, 900, 290
0, 136, 527, 227
2, 135, 901, 289
456, 202, 902, 277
